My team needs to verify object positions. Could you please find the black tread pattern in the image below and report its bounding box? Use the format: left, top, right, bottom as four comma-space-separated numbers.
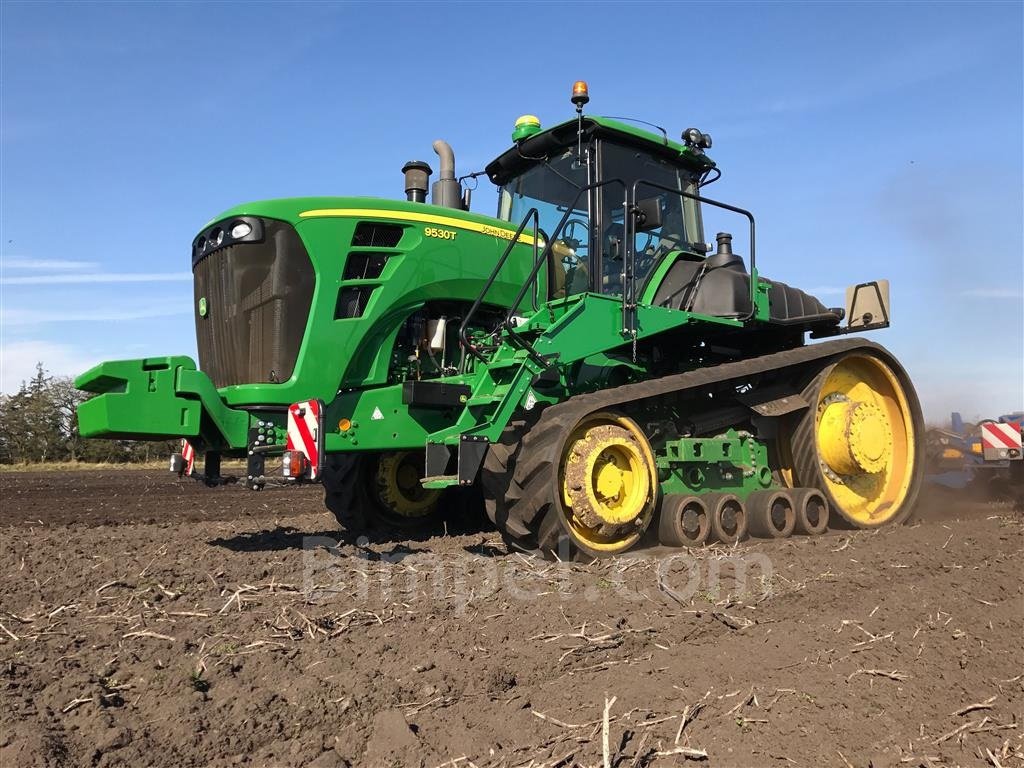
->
321, 455, 367, 531
482, 338, 892, 555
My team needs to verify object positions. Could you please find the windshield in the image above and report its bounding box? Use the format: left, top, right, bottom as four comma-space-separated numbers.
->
498, 148, 591, 297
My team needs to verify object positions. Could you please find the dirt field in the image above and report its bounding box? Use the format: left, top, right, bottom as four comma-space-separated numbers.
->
1, 470, 1021, 768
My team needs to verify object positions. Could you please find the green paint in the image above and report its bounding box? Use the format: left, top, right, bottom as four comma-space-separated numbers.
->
656, 430, 775, 499
74, 108, 843, 474
75, 356, 248, 448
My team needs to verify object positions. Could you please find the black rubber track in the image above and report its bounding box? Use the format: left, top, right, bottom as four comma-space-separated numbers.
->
480, 338, 906, 556
322, 455, 366, 530
790, 349, 925, 528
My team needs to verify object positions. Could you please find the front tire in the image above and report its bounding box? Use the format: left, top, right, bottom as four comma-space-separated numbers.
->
321, 451, 443, 532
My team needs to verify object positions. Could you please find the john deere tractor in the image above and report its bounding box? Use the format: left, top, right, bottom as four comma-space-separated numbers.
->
76, 82, 923, 557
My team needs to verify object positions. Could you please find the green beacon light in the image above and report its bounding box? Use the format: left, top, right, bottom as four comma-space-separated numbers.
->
512, 114, 542, 143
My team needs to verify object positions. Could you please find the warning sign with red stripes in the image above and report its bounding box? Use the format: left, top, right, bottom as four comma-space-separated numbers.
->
181, 439, 196, 476
980, 421, 1022, 461
286, 399, 325, 480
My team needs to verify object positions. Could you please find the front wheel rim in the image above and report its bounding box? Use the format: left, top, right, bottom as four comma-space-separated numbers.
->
371, 451, 441, 519
558, 412, 657, 554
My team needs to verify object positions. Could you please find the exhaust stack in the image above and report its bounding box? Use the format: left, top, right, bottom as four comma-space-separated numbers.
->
431, 140, 463, 209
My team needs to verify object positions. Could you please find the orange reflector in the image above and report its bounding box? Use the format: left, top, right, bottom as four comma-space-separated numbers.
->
338, 418, 352, 432
283, 450, 308, 479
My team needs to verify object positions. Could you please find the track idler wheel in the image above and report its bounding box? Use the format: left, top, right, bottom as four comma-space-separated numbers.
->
706, 493, 747, 545
480, 409, 658, 559
368, 451, 442, 526
658, 495, 710, 547
745, 490, 796, 539
792, 488, 829, 535
791, 351, 923, 528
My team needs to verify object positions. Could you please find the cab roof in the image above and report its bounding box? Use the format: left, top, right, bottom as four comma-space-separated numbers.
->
485, 115, 716, 186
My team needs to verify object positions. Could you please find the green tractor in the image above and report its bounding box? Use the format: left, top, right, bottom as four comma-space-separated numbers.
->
76, 82, 923, 558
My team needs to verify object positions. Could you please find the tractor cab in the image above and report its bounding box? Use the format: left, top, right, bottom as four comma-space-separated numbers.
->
486, 114, 713, 303
487, 104, 847, 334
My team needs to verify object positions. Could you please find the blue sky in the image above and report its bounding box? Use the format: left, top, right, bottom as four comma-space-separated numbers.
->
1, 1, 1021, 420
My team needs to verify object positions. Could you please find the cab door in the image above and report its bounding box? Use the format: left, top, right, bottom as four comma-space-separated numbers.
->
594, 141, 703, 299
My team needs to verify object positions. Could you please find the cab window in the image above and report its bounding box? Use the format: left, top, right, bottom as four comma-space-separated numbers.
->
598, 143, 699, 294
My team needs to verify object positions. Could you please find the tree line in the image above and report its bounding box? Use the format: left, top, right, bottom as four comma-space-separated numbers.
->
0, 364, 176, 464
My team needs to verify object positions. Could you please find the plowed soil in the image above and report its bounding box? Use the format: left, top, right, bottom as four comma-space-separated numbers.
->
1, 470, 1021, 768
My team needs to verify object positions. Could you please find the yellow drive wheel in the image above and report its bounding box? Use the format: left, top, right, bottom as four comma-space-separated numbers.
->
368, 451, 442, 524
556, 412, 658, 555
792, 352, 922, 527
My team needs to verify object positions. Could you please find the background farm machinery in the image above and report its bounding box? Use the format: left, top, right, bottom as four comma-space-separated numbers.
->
926, 412, 1023, 502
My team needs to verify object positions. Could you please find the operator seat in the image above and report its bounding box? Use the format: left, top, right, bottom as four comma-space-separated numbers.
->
550, 238, 589, 298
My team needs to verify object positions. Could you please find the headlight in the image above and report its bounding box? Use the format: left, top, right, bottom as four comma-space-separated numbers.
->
230, 221, 252, 239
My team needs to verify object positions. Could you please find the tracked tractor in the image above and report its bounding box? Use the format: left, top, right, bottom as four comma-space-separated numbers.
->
76, 82, 923, 557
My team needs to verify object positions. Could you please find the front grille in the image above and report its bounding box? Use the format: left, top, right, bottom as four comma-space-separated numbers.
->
193, 219, 315, 388
352, 221, 403, 248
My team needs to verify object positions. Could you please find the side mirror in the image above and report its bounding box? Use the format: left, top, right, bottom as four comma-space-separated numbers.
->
634, 197, 663, 232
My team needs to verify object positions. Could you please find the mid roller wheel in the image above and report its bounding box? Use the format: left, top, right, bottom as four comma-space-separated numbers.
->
746, 490, 795, 539
706, 493, 747, 545
792, 488, 829, 535
658, 495, 711, 547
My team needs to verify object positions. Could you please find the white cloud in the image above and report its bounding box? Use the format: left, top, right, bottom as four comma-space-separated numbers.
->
0, 340, 103, 393
1, 257, 99, 270
0, 272, 192, 285
960, 288, 1023, 299
0, 305, 190, 325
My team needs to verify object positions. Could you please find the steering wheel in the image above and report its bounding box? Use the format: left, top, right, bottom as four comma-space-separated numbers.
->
555, 218, 589, 267
562, 218, 588, 248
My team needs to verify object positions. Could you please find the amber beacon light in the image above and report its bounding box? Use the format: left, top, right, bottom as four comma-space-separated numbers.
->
571, 80, 590, 108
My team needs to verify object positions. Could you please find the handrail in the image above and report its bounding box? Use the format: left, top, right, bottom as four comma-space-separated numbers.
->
627, 179, 757, 323
504, 178, 623, 322
459, 179, 621, 370
502, 179, 623, 369
459, 208, 539, 365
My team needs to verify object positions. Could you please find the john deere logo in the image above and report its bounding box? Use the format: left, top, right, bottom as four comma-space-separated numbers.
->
198, 297, 208, 317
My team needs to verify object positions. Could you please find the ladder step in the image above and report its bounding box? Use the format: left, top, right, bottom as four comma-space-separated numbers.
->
421, 474, 458, 489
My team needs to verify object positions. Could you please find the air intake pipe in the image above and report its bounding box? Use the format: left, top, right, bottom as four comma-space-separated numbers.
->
431, 140, 463, 209
402, 160, 432, 203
